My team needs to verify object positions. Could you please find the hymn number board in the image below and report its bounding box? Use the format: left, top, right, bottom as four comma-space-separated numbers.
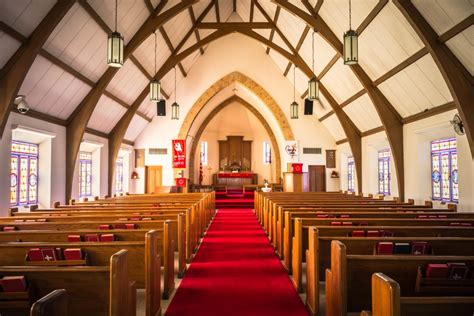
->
326, 150, 336, 168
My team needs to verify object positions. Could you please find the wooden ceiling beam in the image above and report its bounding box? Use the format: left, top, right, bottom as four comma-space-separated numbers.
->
65, 0, 197, 201
249, 0, 255, 22
188, 7, 205, 55
395, 0, 474, 158
197, 22, 273, 29
129, 55, 170, 99
0, 0, 75, 138
438, 14, 473, 43
0, 21, 25, 42
283, 26, 310, 77
275, 0, 405, 200
160, 27, 187, 77
318, 111, 334, 122
144, 0, 155, 14
253, 2, 280, 55
402, 101, 456, 125
356, 0, 388, 35
78, 0, 112, 34
215, 0, 221, 23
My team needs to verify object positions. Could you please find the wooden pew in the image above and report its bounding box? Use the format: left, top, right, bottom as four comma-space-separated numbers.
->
0, 250, 134, 316
327, 240, 474, 316
368, 273, 474, 316
30, 289, 67, 316
0, 225, 174, 299
305, 227, 474, 314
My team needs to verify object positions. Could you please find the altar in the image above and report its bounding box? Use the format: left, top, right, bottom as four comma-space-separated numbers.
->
213, 172, 258, 186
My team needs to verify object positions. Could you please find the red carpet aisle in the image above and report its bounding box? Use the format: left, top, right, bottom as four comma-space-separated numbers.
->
165, 208, 309, 316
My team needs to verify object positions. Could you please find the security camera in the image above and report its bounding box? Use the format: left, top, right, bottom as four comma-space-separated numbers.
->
14, 95, 29, 114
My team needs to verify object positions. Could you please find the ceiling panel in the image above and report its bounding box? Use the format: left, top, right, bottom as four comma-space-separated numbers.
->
18, 55, 92, 120
236, 0, 251, 22
138, 96, 155, 118
268, 50, 289, 73
0, 32, 21, 68
161, 0, 181, 13
259, 1, 277, 20
219, 0, 234, 22
321, 114, 346, 141
160, 66, 185, 102
358, 2, 425, 80
124, 114, 149, 141
44, 3, 108, 83
163, 9, 192, 48
319, 0, 379, 41
88, 95, 127, 133
202, 4, 217, 22
299, 32, 337, 78
413, 0, 473, 35
343, 94, 382, 132
192, 0, 212, 18
133, 32, 170, 77
254, 28, 272, 39
106, 59, 149, 105
181, 50, 201, 74
313, 93, 332, 119
179, 34, 198, 53
276, 7, 307, 48
88, 0, 149, 45
321, 58, 364, 103
446, 26, 474, 76
378, 54, 453, 118
0, 0, 56, 37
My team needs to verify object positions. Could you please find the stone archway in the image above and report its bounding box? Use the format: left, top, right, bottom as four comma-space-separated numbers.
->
188, 95, 282, 184
178, 71, 295, 141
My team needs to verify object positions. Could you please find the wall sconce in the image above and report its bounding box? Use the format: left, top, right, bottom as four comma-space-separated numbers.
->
131, 171, 139, 180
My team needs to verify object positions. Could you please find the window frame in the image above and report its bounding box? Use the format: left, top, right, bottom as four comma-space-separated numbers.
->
115, 156, 124, 194
79, 152, 92, 198
10, 141, 39, 206
263, 141, 272, 164
431, 138, 458, 203
378, 149, 391, 196
347, 156, 355, 192
200, 141, 208, 166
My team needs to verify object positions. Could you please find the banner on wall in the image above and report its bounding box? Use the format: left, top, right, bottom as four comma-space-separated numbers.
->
172, 139, 186, 168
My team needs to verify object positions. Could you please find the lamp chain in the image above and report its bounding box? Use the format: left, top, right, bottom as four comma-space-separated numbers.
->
293, 66, 296, 102
174, 66, 177, 103
115, 0, 118, 31
154, 32, 157, 75
312, 31, 315, 73
349, 0, 352, 30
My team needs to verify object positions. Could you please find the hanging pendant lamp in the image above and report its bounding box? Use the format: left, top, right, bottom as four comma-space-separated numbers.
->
343, 0, 358, 65
290, 66, 298, 120
107, 0, 124, 67
308, 30, 319, 100
150, 32, 160, 101
171, 67, 179, 120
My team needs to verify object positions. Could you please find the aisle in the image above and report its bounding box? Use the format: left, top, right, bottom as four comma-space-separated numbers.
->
165, 208, 309, 316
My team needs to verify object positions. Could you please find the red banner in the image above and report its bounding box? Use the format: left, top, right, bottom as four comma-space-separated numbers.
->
172, 139, 186, 168
176, 178, 187, 187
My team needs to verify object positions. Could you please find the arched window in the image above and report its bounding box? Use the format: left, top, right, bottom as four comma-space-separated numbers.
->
347, 156, 355, 192
10, 141, 38, 206
79, 152, 92, 197
431, 138, 458, 202
378, 149, 390, 195
115, 156, 124, 193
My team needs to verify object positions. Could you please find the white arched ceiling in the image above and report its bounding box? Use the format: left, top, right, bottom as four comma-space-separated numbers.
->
2, 0, 471, 144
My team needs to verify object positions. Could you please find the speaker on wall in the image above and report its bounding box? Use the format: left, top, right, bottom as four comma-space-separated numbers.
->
304, 98, 313, 115
157, 99, 166, 116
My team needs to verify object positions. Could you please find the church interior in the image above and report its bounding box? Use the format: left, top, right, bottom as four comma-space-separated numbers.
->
0, 0, 473, 315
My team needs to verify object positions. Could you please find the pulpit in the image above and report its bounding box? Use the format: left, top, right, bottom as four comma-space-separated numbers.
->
283, 172, 309, 192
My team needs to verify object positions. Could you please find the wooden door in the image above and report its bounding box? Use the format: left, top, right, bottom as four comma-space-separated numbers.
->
145, 166, 163, 193
308, 165, 326, 192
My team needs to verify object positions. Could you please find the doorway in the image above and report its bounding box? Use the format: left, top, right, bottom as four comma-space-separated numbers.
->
145, 166, 163, 193
308, 165, 326, 192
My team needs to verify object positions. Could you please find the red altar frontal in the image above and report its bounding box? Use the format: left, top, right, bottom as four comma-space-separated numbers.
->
213, 172, 257, 186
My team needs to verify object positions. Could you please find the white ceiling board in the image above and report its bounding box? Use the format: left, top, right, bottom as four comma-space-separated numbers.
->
181, 50, 201, 74
299, 32, 337, 77
192, 0, 212, 18
88, 0, 149, 45
343, 94, 382, 132
219, 0, 234, 22
321, 59, 364, 103
252, 3, 268, 23
202, 5, 217, 22
319, 0, 379, 40
236, 0, 251, 22
288, 0, 310, 13
138, 96, 156, 118
161, 0, 181, 13
44, 3, 108, 83
0, 0, 56, 37
124, 114, 149, 141
0, 32, 21, 69
198, 28, 216, 39
259, 1, 277, 20
276, 7, 307, 48
358, 2, 425, 80
294, 65, 309, 95
271, 31, 293, 54
313, 93, 332, 119
268, 50, 289, 73
18, 55, 92, 120
446, 26, 474, 76
413, 0, 473, 35
378, 54, 453, 118
254, 28, 272, 39
88, 95, 127, 133
321, 114, 346, 141
163, 9, 192, 48
107, 59, 149, 105
179, 34, 198, 53
133, 32, 170, 77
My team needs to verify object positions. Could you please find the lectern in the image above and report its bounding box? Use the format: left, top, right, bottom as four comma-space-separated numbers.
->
283, 172, 309, 192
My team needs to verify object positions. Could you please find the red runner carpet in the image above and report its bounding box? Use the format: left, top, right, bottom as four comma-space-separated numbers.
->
165, 208, 309, 316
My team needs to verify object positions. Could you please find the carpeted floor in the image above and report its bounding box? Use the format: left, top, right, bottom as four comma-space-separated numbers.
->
165, 208, 309, 316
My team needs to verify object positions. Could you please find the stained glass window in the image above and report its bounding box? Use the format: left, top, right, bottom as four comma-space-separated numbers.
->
347, 156, 355, 192
200, 141, 208, 166
263, 141, 271, 164
431, 138, 457, 202
115, 157, 124, 193
10, 141, 38, 206
378, 149, 390, 195
79, 152, 92, 197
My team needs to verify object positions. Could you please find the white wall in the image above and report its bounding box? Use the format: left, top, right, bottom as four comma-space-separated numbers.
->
0, 112, 66, 214
404, 110, 473, 211
135, 32, 338, 189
